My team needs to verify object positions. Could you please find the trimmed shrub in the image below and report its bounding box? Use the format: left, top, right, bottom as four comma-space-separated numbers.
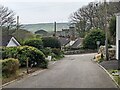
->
3, 46, 48, 68
23, 38, 43, 50
83, 29, 105, 49
41, 47, 52, 57
42, 37, 61, 48
1, 58, 19, 77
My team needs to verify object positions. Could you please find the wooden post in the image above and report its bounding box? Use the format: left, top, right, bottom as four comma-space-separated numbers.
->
26, 58, 29, 74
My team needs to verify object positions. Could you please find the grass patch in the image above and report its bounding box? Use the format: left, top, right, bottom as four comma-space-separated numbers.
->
108, 70, 120, 86
114, 75, 120, 86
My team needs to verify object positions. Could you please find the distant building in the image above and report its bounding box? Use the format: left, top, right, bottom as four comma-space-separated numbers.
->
57, 25, 82, 49
60, 26, 78, 39
0, 35, 20, 47
35, 29, 48, 36
65, 38, 83, 49
58, 37, 70, 46
58, 37, 83, 49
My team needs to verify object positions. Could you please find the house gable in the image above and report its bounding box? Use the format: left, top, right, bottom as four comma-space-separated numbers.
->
7, 37, 20, 47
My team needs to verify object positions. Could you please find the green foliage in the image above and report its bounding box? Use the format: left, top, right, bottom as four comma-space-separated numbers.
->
109, 16, 116, 44
83, 29, 105, 49
41, 47, 52, 57
2, 46, 48, 68
52, 48, 61, 56
24, 38, 43, 50
42, 37, 61, 48
1, 58, 19, 78
41, 47, 64, 61
51, 48, 64, 60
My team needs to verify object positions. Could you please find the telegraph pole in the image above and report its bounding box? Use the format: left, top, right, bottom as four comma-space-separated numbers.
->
104, 0, 109, 60
54, 22, 57, 37
16, 16, 19, 31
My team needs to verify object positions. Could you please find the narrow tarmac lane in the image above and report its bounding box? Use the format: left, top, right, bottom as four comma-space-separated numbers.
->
3, 53, 117, 88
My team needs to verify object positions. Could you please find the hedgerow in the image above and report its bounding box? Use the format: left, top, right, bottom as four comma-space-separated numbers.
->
2, 46, 48, 68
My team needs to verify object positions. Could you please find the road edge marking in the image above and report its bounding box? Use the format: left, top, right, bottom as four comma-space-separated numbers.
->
96, 62, 120, 88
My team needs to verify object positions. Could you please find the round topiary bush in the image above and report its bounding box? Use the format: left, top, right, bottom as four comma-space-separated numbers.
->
83, 28, 105, 49
4, 46, 48, 68
1, 58, 19, 77
42, 37, 61, 48
24, 38, 43, 50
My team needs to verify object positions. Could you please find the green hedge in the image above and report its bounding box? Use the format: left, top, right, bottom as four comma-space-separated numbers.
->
2, 46, 48, 68
23, 38, 43, 50
0, 58, 19, 78
42, 37, 61, 48
41, 47, 52, 57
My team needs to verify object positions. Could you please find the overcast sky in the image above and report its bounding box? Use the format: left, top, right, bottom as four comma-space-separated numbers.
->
1, 0, 97, 24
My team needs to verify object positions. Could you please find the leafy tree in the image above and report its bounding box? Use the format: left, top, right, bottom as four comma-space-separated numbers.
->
42, 37, 61, 49
83, 28, 105, 49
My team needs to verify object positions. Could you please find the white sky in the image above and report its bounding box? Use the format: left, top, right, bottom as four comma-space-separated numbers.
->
0, 0, 100, 24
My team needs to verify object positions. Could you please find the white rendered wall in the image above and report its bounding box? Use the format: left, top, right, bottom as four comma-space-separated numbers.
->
116, 15, 120, 60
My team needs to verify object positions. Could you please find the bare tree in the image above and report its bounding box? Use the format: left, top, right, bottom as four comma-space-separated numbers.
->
0, 5, 15, 30
70, 2, 100, 37
70, 1, 120, 38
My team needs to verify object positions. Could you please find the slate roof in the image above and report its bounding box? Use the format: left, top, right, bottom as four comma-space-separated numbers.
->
0, 35, 12, 46
0, 35, 20, 47
58, 37, 70, 46
58, 37, 83, 48
70, 38, 83, 48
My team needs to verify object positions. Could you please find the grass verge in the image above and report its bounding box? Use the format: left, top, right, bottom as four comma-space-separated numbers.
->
108, 70, 120, 86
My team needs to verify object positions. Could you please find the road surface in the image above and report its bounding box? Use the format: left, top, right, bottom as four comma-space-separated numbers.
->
3, 53, 117, 88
